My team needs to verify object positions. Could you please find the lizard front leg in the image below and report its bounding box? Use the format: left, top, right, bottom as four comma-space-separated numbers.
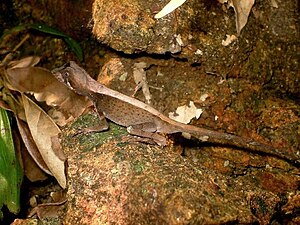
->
127, 122, 167, 146
75, 110, 109, 135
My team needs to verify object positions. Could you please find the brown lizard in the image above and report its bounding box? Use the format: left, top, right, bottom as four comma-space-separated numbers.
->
52, 61, 299, 166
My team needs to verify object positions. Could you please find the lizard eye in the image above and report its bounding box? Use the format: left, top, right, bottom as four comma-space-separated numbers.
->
62, 71, 71, 83
62, 71, 69, 78
62, 71, 73, 89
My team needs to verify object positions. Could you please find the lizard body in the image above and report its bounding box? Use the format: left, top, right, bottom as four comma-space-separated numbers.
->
52, 62, 299, 165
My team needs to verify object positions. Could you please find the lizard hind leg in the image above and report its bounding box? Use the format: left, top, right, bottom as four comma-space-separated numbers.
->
127, 123, 167, 146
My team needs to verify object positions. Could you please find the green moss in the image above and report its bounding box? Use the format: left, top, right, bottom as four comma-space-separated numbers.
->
66, 113, 127, 152
131, 160, 145, 174
113, 150, 126, 163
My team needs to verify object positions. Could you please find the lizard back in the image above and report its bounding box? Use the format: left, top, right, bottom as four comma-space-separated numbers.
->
90, 92, 181, 134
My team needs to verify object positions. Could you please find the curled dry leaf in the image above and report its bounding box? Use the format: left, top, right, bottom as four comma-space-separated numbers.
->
270, 0, 278, 8
20, 142, 49, 182
21, 94, 66, 188
169, 101, 203, 124
6, 66, 91, 126
3, 58, 91, 187
155, 0, 187, 19
0, 99, 11, 111
132, 62, 152, 104
16, 117, 52, 176
8, 56, 40, 69
28, 199, 67, 219
220, 0, 256, 34
222, 34, 237, 46
229, 0, 255, 35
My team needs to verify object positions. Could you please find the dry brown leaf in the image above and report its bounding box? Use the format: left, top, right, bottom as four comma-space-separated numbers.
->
0, 99, 11, 111
230, 0, 255, 35
2, 58, 70, 187
270, 0, 278, 8
8, 56, 40, 69
6, 66, 91, 126
28, 199, 67, 219
22, 94, 66, 188
154, 0, 187, 19
168, 101, 203, 124
132, 62, 152, 104
21, 144, 48, 182
16, 117, 52, 176
222, 34, 238, 46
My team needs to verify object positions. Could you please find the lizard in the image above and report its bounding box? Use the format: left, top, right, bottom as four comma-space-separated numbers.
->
52, 61, 299, 166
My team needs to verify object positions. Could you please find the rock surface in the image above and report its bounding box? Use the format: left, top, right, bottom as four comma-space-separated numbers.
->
61, 124, 299, 224
92, 0, 299, 96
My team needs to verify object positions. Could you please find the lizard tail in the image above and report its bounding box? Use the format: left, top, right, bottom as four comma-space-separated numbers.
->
181, 125, 299, 166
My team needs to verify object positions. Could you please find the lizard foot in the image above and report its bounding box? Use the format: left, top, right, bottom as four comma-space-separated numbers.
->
127, 126, 167, 146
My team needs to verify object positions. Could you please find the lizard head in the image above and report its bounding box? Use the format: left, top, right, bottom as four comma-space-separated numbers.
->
52, 61, 90, 96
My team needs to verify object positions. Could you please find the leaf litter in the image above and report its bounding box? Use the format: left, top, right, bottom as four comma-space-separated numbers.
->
2, 56, 90, 188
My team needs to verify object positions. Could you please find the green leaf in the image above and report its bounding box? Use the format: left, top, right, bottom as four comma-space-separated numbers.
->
29, 23, 83, 61
0, 108, 23, 219
29, 23, 69, 37
63, 36, 83, 61
1, 23, 84, 61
